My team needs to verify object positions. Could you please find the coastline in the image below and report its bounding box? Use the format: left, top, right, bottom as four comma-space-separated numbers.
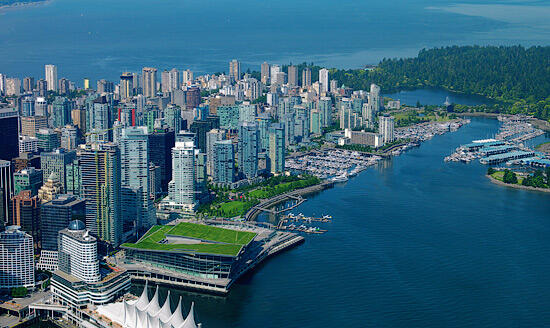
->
0, 0, 48, 11
456, 112, 550, 132
486, 174, 550, 193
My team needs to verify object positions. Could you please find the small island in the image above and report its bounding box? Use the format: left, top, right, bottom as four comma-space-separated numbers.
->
487, 167, 550, 193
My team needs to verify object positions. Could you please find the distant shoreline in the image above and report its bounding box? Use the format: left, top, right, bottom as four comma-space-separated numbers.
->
0, 0, 48, 11
457, 113, 550, 132
486, 174, 550, 193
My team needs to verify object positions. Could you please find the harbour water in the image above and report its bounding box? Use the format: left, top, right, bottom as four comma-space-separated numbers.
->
2, 0, 550, 83
141, 117, 550, 327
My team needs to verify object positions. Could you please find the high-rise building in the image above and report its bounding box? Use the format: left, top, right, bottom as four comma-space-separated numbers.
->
23, 77, 35, 92
10, 190, 40, 252
40, 149, 76, 192
182, 69, 193, 86
189, 117, 219, 153
142, 67, 157, 98
35, 97, 48, 116
169, 68, 180, 91
58, 220, 100, 283
0, 107, 19, 161
52, 96, 72, 128
164, 105, 182, 132
45, 64, 58, 92
379, 115, 395, 144
87, 95, 112, 142
36, 79, 48, 97
214, 140, 234, 184
168, 135, 196, 210
319, 68, 329, 93
287, 65, 298, 87
83, 78, 90, 90
302, 68, 312, 87
148, 129, 175, 192
238, 122, 259, 179
161, 70, 171, 94
38, 173, 63, 203
0, 226, 35, 289
218, 105, 239, 130
58, 78, 70, 95
14, 167, 43, 197
19, 135, 39, 154
5, 78, 20, 96
269, 123, 285, 174
61, 125, 79, 150
229, 59, 241, 81
261, 62, 270, 84
120, 72, 134, 100
36, 128, 60, 153
120, 127, 155, 231
367, 83, 381, 115
22, 97, 35, 117
318, 97, 332, 127
206, 129, 225, 177
97, 79, 114, 94
79, 143, 121, 247
65, 158, 81, 196
238, 104, 256, 124
0, 160, 13, 227
40, 194, 85, 252
330, 79, 338, 93
21, 116, 48, 138
185, 87, 200, 110
71, 108, 87, 134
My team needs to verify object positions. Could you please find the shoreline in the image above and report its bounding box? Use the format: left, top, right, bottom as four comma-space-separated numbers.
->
486, 174, 550, 193
456, 112, 550, 132
0, 0, 48, 11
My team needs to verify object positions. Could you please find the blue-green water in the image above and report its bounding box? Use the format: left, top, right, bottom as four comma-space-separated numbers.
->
144, 117, 550, 327
1, 0, 550, 83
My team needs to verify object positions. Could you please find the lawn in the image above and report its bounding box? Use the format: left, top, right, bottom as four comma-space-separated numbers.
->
490, 171, 524, 184
121, 222, 257, 256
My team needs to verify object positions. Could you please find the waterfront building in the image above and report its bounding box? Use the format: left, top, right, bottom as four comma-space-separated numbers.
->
51, 221, 130, 310
261, 61, 270, 84
344, 129, 384, 147
288, 65, 298, 87
0, 107, 19, 161
79, 143, 122, 247
0, 160, 13, 226
238, 122, 259, 179
45, 64, 58, 91
319, 68, 329, 93
10, 190, 40, 253
97, 282, 200, 328
379, 115, 395, 144
269, 123, 285, 174
142, 67, 157, 98
230, 59, 241, 81
14, 167, 43, 196
19, 135, 39, 154
41, 149, 76, 192
214, 140, 235, 184
166, 134, 196, 211
20, 116, 48, 137
0, 226, 35, 289
120, 127, 155, 231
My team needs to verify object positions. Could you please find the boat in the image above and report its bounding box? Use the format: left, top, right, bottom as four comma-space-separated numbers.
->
331, 174, 348, 183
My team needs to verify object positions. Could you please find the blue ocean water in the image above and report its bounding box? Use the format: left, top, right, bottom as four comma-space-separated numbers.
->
136, 117, 550, 328
1, 0, 550, 84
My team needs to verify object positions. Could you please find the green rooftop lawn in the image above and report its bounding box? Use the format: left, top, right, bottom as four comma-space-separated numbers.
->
121, 222, 257, 256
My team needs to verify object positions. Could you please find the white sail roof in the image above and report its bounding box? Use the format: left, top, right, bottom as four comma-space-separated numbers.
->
96, 282, 200, 328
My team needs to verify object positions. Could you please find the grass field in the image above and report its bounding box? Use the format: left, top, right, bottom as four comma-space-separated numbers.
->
121, 222, 257, 256
491, 171, 524, 184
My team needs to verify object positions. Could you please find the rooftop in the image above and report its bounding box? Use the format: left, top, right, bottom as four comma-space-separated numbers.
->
121, 222, 257, 256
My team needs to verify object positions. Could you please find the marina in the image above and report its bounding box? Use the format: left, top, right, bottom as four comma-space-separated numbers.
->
276, 213, 333, 234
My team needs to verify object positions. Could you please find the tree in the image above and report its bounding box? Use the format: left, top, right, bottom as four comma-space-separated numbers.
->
546, 167, 550, 185
487, 167, 496, 175
502, 169, 518, 184
11, 287, 28, 298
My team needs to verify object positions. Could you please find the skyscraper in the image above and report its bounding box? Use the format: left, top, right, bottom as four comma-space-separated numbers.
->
45, 64, 58, 92
206, 129, 225, 177
287, 65, 298, 87
79, 143, 121, 247
52, 96, 71, 128
164, 105, 182, 132
0, 107, 19, 161
379, 116, 395, 144
169, 68, 180, 91
367, 83, 381, 114
120, 72, 134, 100
40, 149, 76, 192
14, 167, 43, 197
268, 123, 285, 174
302, 68, 312, 87
319, 68, 329, 93
58, 220, 100, 283
120, 127, 155, 231
161, 70, 171, 94
168, 134, 196, 210
0, 226, 35, 289
87, 95, 112, 142
142, 67, 157, 98
229, 59, 241, 82
23, 77, 34, 92
10, 190, 40, 253
148, 128, 175, 192
38, 173, 63, 203
40, 194, 85, 252
238, 122, 259, 179
214, 140, 234, 184
261, 62, 270, 85
0, 160, 12, 227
